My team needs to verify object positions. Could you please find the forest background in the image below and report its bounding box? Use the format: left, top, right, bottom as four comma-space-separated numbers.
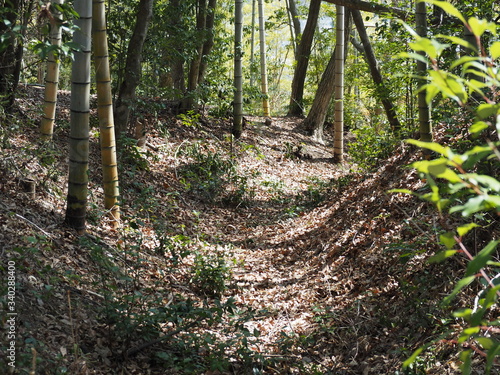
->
1, 0, 500, 374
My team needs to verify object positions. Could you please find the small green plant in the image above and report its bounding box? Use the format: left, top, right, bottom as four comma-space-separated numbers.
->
348, 125, 402, 170
178, 142, 253, 205
177, 110, 201, 128
393, 2, 500, 373
190, 247, 232, 298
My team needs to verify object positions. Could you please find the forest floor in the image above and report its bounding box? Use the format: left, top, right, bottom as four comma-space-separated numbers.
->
0, 86, 497, 374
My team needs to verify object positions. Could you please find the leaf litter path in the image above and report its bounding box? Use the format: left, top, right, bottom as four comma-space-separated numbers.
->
174, 116, 443, 373
1, 86, 456, 374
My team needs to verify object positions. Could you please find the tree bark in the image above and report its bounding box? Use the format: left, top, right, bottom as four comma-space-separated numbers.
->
258, 0, 270, 117
66, 0, 92, 232
167, 0, 185, 94
287, 0, 301, 46
233, 0, 244, 138
114, 0, 154, 135
198, 0, 217, 84
0, 0, 34, 109
303, 8, 351, 143
287, 0, 321, 117
334, 5, 345, 163
416, 1, 431, 142
93, 0, 120, 226
303, 50, 336, 143
351, 9, 401, 133
40, 0, 64, 140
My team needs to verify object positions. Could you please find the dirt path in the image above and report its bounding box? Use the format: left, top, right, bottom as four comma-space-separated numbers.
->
1, 87, 456, 374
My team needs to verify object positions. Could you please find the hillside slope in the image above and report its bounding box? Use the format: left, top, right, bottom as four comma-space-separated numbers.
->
0, 86, 491, 374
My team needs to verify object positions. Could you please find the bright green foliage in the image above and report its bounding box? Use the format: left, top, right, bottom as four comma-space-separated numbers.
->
394, 2, 500, 373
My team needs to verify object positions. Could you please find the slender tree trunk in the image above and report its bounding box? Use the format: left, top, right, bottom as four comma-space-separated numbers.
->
114, 0, 153, 135
303, 9, 351, 143
351, 9, 401, 133
167, 0, 185, 94
287, 0, 321, 117
198, 0, 217, 84
303, 50, 336, 142
65, 0, 92, 232
0, 0, 34, 109
93, 0, 120, 226
233, 0, 244, 138
250, 0, 256, 87
287, 0, 301, 50
181, 0, 207, 112
258, 0, 270, 117
416, 1, 431, 142
334, 5, 345, 162
40, 0, 64, 140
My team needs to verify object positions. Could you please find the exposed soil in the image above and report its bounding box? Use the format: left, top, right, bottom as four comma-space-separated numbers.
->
0, 86, 498, 374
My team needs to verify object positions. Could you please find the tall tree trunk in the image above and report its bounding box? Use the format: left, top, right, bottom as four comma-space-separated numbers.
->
303, 50, 336, 143
258, 0, 270, 117
416, 1, 431, 142
0, 0, 34, 110
93, 0, 120, 226
351, 9, 401, 133
333, 5, 345, 163
181, 0, 207, 112
250, 0, 256, 87
303, 9, 351, 143
40, 0, 64, 140
114, 0, 153, 135
167, 0, 185, 94
198, 0, 217, 84
287, 0, 301, 50
233, 0, 244, 139
65, 0, 92, 232
287, 0, 321, 117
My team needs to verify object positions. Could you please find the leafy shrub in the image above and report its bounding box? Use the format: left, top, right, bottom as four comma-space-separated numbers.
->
190, 247, 232, 298
348, 125, 403, 170
178, 142, 253, 206
393, 2, 500, 373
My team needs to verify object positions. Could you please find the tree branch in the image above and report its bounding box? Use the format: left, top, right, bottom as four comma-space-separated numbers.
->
322, 0, 409, 20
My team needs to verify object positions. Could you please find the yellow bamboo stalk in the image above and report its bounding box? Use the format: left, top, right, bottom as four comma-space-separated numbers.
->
257, 0, 270, 117
92, 0, 120, 226
40, 0, 64, 140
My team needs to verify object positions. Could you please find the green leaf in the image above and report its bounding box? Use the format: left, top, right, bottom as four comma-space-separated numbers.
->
450, 55, 478, 70
469, 121, 489, 134
438, 35, 475, 52
476, 337, 495, 350
442, 275, 476, 305
425, 83, 440, 104
439, 232, 456, 249
457, 223, 480, 237
388, 188, 414, 195
429, 250, 458, 262
450, 195, 486, 216
465, 240, 499, 277
403, 347, 424, 369
424, 0, 465, 24
477, 103, 500, 119
453, 308, 473, 319
468, 18, 496, 38
460, 350, 472, 375
406, 139, 450, 156
467, 174, 500, 192
491, 41, 500, 59
398, 51, 430, 64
